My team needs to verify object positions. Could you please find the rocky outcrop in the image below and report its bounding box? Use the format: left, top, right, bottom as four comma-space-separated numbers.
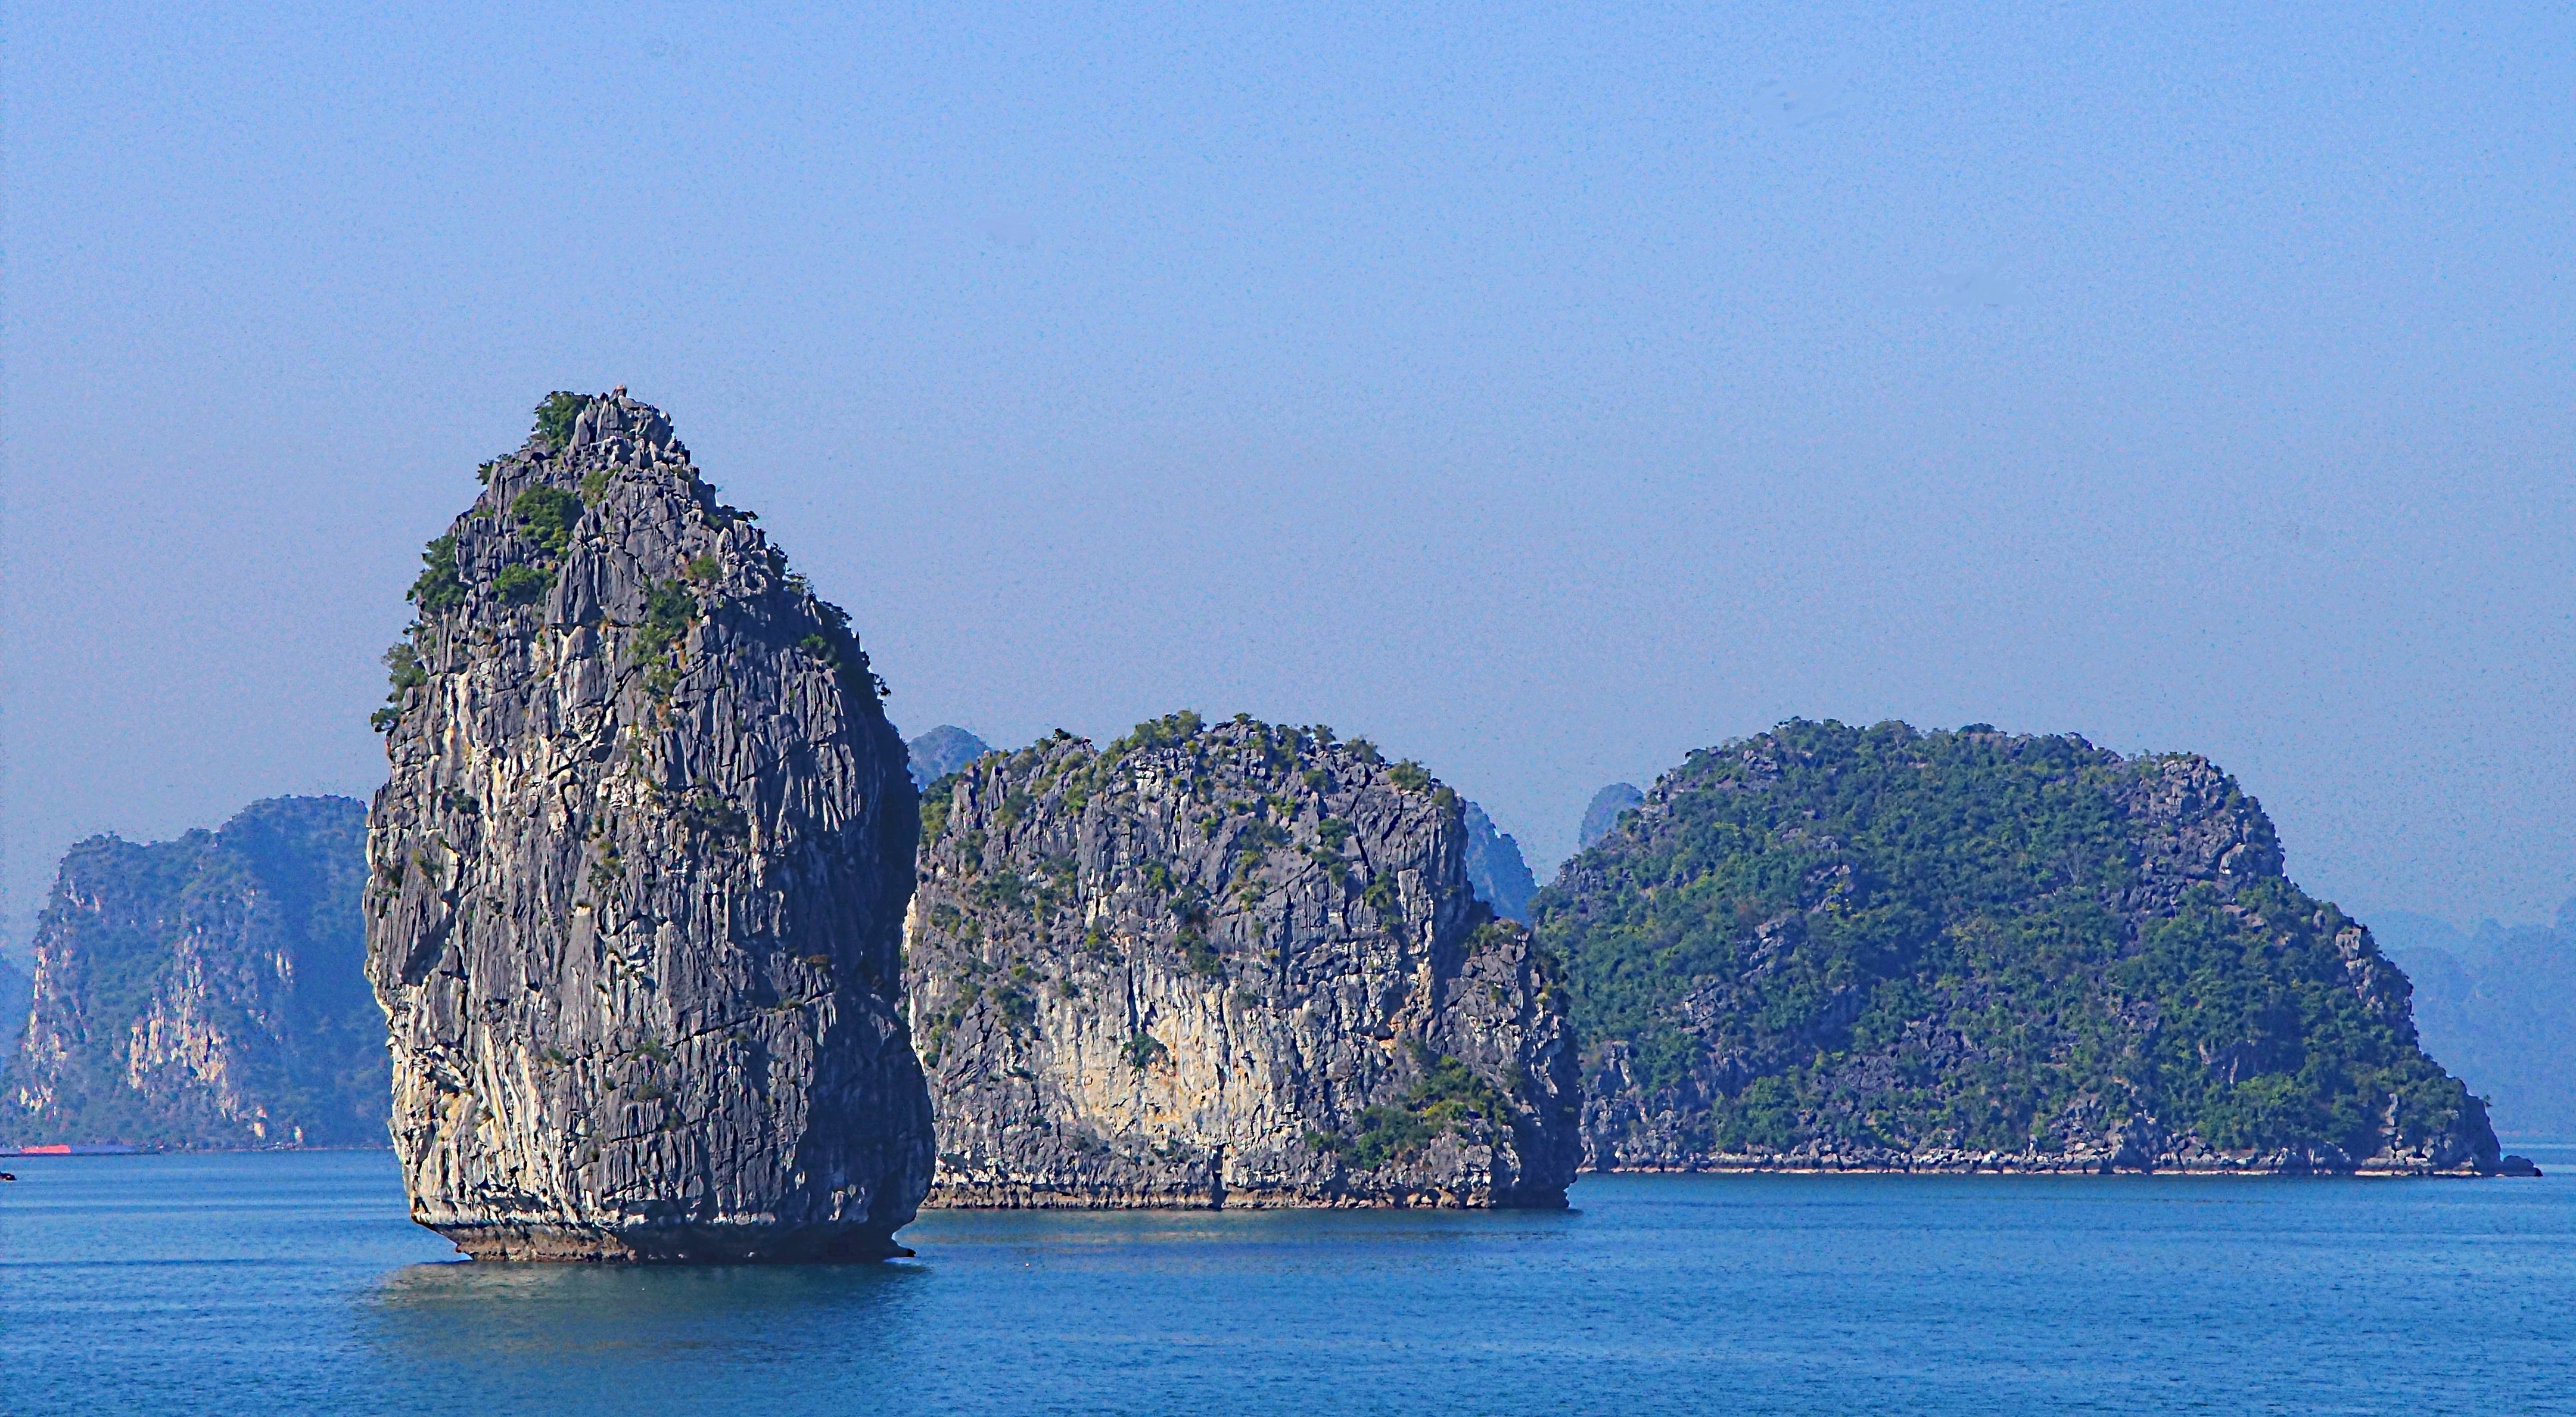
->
1543, 721, 2504, 1176
907, 725, 992, 788
365, 390, 934, 1261
907, 714, 1581, 1208
1460, 801, 1537, 922
1, 797, 382, 1148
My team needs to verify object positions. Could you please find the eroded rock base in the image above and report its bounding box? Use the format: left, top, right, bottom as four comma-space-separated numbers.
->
926, 1182, 1566, 1210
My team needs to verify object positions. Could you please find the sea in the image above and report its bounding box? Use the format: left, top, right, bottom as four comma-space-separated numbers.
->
4, 1149, 2572, 1415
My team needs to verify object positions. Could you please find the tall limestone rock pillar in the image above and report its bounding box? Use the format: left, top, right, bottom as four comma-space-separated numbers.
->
366, 391, 934, 1260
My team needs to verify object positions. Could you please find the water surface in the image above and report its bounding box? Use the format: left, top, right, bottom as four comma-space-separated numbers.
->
5, 1149, 2572, 1414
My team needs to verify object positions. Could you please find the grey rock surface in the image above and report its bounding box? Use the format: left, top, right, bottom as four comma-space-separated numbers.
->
365, 391, 933, 1261
907, 714, 1581, 1208
1577, 783, 1643, 848
907, 725, 993, 788
1, 797, 381, 1148
1460, 801, 1537, 922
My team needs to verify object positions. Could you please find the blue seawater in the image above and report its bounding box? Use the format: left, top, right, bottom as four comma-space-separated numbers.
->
5, 1149, 2572, 1414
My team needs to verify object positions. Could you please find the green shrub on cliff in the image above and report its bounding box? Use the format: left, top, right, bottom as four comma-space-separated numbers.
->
372, 641, 428, 732
1311, 1052, 1511, 1167
406, 535, 465, 614
493, 564, 552, 606
1112, 710, 1206, 759
510, 486, 583, 557
633, 578, 697, 662
533, 390, 584, 449
1124, 1031, 1167, 1068
382, 642, 427, 695
1343, 1105, 1433, 1166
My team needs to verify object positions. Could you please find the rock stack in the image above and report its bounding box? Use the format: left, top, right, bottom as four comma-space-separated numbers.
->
365, 391, 934, 1259
907, 714, 1582, 1208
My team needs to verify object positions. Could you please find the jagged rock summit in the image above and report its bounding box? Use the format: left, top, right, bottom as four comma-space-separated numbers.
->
366, 390, 934, 1260
2, 797, 379, 1148
1542, 720, 2505, 1176
907, 713, 1582, 1208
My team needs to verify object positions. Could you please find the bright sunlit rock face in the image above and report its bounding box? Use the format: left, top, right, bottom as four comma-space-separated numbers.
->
365, 393, 933, 1261
907, 715, 1582, 1209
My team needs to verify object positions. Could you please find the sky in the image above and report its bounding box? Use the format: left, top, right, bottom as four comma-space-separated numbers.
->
5, 2, 2572, 951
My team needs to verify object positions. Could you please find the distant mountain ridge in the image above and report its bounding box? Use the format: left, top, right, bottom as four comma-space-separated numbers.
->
2372, 905, 2576, 1139
0, 955, 29, 1084
1578, 784, 1642, 848
2, 797, 384, 1148
1461, 801, 1538, 922
909, 725, 993, 787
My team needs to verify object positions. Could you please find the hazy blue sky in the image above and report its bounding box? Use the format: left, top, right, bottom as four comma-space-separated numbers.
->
6, 2, 2572, 948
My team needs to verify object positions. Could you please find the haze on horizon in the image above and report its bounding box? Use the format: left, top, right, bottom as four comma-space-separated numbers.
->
4, 3, 2571, 950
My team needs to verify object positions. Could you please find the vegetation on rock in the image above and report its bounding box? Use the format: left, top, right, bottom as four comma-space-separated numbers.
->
1536, 719, 2499, 1174
531, 390, 584, 450
509, 485, 583, 556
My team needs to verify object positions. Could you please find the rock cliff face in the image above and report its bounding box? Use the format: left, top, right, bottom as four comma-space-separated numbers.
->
1542, 721, 2503, 1176
2, 797, 382, 1148
907, 714, 1581, 1208
365, 390, 934, 1260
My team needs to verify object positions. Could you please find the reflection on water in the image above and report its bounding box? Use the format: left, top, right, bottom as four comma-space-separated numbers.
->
7, 1148, 2575, 1415
368, 1257, 925, 1364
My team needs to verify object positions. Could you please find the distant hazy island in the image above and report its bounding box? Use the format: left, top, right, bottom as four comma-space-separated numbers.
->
1, 797, 381, 1149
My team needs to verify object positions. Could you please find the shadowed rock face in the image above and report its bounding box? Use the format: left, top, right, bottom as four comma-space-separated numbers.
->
365, 391, 933, 1261
907, 714, 1582, 1209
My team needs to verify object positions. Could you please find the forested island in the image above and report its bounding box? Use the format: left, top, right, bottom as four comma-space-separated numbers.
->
1543, 721, 2510, 1174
